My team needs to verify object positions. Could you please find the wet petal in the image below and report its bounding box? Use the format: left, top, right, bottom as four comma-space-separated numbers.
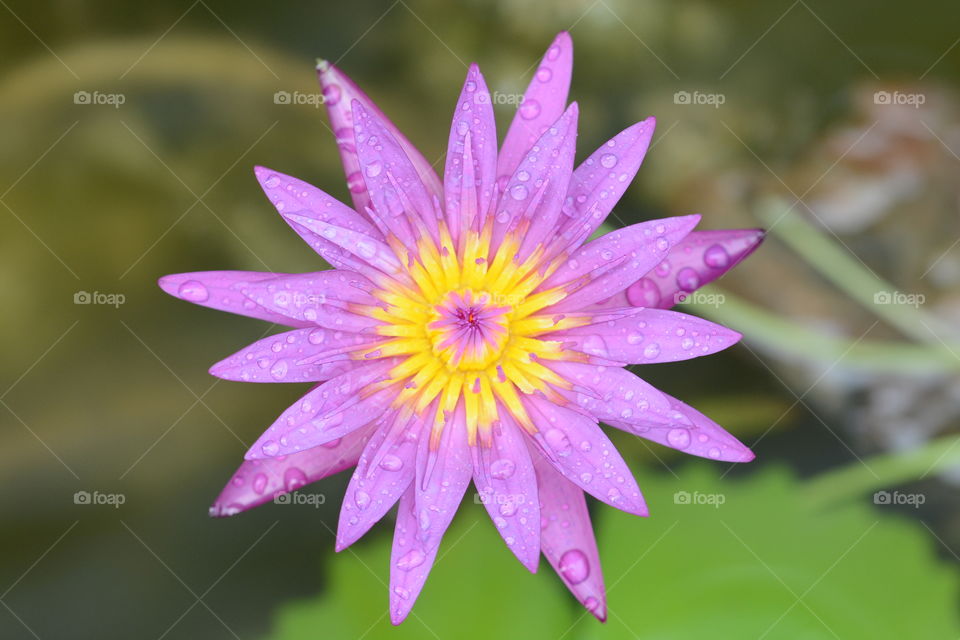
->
280, 211, 407, 284
158, 271, 311, 327
236, 275, 383, 334
472, 413, 540, 572
209, 327, 378, 383
443, 64, 498, 245
255, 166, 382, 271
543, 215, 700, 312
317, 60, 443, 215
550, 307, 741, 364
559, 117, 656, 244
389, 485, 439, 625
532, 449, 606, 621
498, 32, 573, 181
524, 394, 648, 516
546, 360, 675, 425
336, 411, 418, 550
245, 359, 399, 459
492, 103, 578, 257
619, 228, 765, 309
414, 402, 472, 552
210, 423, 376, 517
352, 100, 440, 243
607, 391, 754, 463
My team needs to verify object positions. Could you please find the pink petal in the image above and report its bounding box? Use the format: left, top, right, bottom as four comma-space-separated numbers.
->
316, 60, 443, 216
389, 485, 439, 625
336, 411, 418, 551
542, 215, 700, 312
531, 449, 606, 621
498, 32, 573, 181
472, 412, 540, 572
209, 327, 378, 383
351, 100, 439, 244
280, 212, 407, 284
245, 359, 399, 459
619, 228, 765, 309
414, 402, 472, 552
607, 391, 754, 463
559, 117, 656, 242
255, 166, 382, 271
492, 103, 578, 257
549, 307, 741, 364
210, 423, 375, 517
545, 360, 675, 426
523, 394, 648, 516
158, 271, 311, 328
235, 274, 383, 334
443, 64, 498, 245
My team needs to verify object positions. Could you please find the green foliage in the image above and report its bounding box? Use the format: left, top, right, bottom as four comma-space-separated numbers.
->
266, 465, 959, 639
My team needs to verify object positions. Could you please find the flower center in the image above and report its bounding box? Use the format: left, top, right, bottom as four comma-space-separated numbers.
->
427, 289, 511, 371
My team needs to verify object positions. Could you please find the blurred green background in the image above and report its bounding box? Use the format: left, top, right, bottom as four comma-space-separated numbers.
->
2, 0, 960, 638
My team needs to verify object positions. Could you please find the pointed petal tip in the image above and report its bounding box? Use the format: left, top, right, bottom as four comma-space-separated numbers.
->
316, 58, 330, 73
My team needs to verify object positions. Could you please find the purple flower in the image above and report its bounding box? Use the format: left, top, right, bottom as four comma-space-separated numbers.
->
160, 32, 763, 624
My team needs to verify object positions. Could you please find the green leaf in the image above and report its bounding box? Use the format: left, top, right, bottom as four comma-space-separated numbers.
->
266, 502, 576, 640
577, 465, 960, 639
265, 466, 959, 640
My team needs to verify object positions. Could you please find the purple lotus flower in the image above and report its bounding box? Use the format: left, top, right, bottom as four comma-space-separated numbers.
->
159, 32, 763, 624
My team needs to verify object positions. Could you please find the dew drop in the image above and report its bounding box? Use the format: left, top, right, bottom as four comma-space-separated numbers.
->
490, 458, 516, 479
600, 153, 618, 169
704, 244, 730, 269
676, 267, 701, 292
519, 98, 541, 120
379, 454, 404, 472
365, 160, 383, 178
178, 280, 209, 302
510, 184, 528, 201
354, 490, 371, 510
667, 428, 691, 449
252, 473, 268, 495
396, 549, 425, 570
558, 549, 590, 584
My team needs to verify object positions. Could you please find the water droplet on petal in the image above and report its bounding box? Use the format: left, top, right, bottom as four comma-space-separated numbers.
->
322, 83, 342, 106
536, 66, 553, 82
490, 458, 516, 479
261, 440, 280, 456
667, 428, 691, 449
365, 160, 382, 178
510, 184, 528, 200
519, 98, 541, 120
643, 343, 661, 359
396, 548, 425, 570
558, 549, 590, 584
600, 153, 618, 169
704, 244, 730, 269
676, 267, 701, 292
178, 280, 209, 302
626, 278, 661, 307
252, 473, 268, 495
379, 454, 404, 472
354, 490, 371, 510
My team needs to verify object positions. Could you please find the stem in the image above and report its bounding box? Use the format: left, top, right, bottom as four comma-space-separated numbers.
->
803, 433, 960, 509
685, 290, 960, 374
757, 197, 956, 347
